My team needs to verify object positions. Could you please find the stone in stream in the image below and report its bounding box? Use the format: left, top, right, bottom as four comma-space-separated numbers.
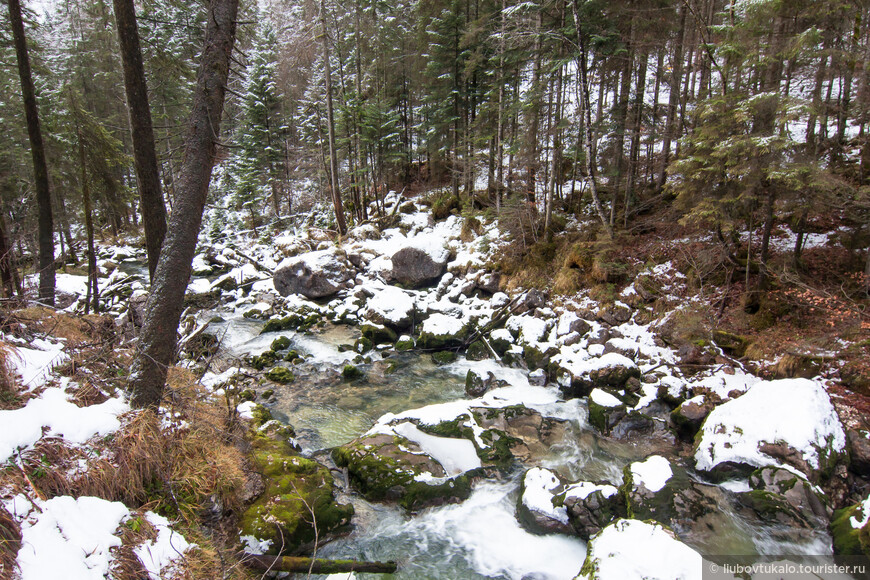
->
516, 467, 574, 535
273, 249, 354, 299
554, 353, 640, 399
555, 481, 622, 540
362, 285, 416, 330
416, 313, 473, 349
331, 433, 478, 510
831, 494, 870, 556
737, 466, 830, 527
669, 394, 715, 441
390, 243, 449, 288
240, 437, 354, 555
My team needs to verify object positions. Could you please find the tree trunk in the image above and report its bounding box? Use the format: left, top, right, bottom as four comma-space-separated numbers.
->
76, 125, 99, 314
571, 0, 613, 238
656, 5, 687, 192
239, 554, 398, 574
9, 0, 54, 305
127, 0, 239, 408
113, 0, 167, 282
320, 0, 347, 235
0, 214, 18, 298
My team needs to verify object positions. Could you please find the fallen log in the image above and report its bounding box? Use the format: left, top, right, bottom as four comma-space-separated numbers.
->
238, 553, 398, 574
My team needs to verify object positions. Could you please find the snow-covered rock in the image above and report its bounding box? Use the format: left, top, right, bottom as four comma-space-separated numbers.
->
273, 249, 354, 298
363, 285, 416, 329
578, 519, 702, 579
694, 378, 846, 480
558, 481, 621, 540
517, 467, 573, 534
391, 240, 450, 288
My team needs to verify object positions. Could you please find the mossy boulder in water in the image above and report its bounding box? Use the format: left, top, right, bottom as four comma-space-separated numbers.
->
361, 322, 397, 345
331, 433, 476, 510
554, 481, 622, 540
737, 466, 829, 527
240, 438, 354, 555
555, 353, 640, 399
516, 468, 574, 535
265, 366, 295, 384
417, 314, 472, 349
621, 455, 725, 532
831, 496, 870, 555
586, 389, 627, 436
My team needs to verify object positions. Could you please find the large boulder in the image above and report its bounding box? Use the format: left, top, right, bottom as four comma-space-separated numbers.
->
273, 249, 353, 299
693, 378, 846, 482
391, 241, 449, 288
239, 438, 354, 554
417, 313, 473, 349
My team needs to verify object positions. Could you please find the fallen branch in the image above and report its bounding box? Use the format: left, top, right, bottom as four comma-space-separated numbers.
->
238, 553, 398, 574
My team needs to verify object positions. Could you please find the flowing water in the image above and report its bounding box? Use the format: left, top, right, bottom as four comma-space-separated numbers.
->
204, 308, 834, 580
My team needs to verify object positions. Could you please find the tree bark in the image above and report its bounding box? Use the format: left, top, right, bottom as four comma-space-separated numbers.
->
127, 0, 240, 408
656, 5, 687, 192
320, 0, 347, 236
8, 0, 54, 305
571, 0, 613, 238
113, 0, 167, 282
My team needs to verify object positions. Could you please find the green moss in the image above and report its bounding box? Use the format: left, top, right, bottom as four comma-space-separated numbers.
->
251, 404, 273, 427
240, 438, 354, 554
466, 341, 489, 361
395, 339, 415, 352
265, 367, 296, 384
342, 364, 364, 381
270, 336, 291, 351
238, 389, 256, 403
431, 351, 457, 365
477, 429, 520, 467
354, 337, 373, 354
831, 504, 869, 555
249, 351, 277, 370
418, 415, 473, 439
261, 389, 275, 399
284, 349, 301, 362
361, 323, 397, 344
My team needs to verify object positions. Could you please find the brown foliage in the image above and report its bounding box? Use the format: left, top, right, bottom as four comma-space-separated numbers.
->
0, 504, 20, 578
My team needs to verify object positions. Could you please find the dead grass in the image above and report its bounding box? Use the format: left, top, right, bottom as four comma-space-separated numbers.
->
0, 341, 21, 410
0, 504, 20, 579
2, 367, 252, 579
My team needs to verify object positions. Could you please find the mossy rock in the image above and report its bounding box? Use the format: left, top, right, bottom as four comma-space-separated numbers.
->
354, 337, 374, 354
417, 317, 473, 350
587, 399, 626, 436
395, 338, 415, 352
466, 340, 489, 361
265, 366, 296, 384
283, 349, 301, 363
240, 439, 354, 554
361, 323, 398, 345
620, 458, 724, 529
249, 351, 277, 370
523, 345, 558, 371
251, 404, 273, 427
736, 490, 813, 527
261, 389, 275, 400
431, 351, 457, 365
270, 336, 292, 352
332, 434, 475, 510
712, 330, 749, 358
832, 501, 870, 555
748, 466, 830, 523
342, 364, 364, 381
212, 276, 238, 292
239, 388, 256, 403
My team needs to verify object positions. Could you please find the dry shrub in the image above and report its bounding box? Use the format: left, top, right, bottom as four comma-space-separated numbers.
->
109, 513, 157, 580
0, 341, 21, 410
0, 504, 20, 578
